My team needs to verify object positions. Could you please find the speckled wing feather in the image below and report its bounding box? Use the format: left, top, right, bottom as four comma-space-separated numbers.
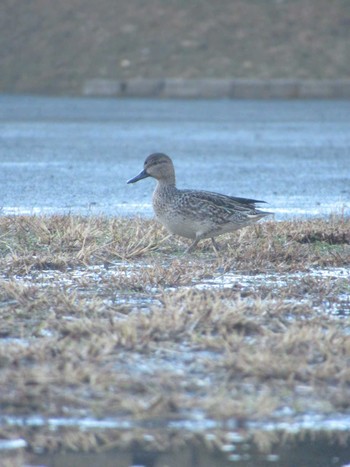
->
167, 189, 270, 228
187, 189, 266, 206
180, 190, 266, 211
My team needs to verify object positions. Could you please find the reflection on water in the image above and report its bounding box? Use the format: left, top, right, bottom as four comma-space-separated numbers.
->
22, 433, 350, 467
2, 413, 350, 466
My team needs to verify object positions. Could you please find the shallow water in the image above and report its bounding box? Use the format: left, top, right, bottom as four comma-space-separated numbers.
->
2, 410, 350, 466
3, 424, 350, 467
194, 267, 350, 317
0, 95, 349, 219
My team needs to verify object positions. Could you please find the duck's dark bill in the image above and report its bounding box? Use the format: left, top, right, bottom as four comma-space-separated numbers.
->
127, 170, 150, 184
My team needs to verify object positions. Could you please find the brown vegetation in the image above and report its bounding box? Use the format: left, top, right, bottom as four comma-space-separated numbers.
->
0, 214, 349, 456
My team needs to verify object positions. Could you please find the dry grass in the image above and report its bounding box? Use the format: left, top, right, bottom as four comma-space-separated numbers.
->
0, 214, 349, 456
0, 214, 349, 272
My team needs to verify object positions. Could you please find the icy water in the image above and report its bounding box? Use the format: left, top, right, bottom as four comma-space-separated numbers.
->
0, 95, 349, 219
11, 430, 350, 467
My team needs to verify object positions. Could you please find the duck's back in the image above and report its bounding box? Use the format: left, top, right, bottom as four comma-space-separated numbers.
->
152, 186, 270, 240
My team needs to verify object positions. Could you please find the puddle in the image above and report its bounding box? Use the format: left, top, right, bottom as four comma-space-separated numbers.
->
10, 262, 161, 310
194, 267, 350, 318
23, 439, 350, 467
0, 438, 27, 450
194, 267, 350, 289
8, 265, 350, 309
2, 412, 350, 466
2, 418, 350, 467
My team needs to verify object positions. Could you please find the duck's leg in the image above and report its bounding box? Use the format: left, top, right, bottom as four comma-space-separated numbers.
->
186, 235, 220, 253
185, 238, 199, 253
211, 237, 221, 252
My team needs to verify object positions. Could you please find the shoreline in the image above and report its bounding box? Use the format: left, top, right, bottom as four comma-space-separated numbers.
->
82, 78, 350, 99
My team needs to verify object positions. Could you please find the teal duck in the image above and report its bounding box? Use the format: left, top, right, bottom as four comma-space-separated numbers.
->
127, 153, 271, 252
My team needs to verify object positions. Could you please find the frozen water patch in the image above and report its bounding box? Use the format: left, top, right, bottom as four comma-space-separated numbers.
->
1, 412, 350, 436
0, 438, 27, 451
1, 201, 349, 220
193, 267, 350, 319
250, 413, 350, 434
195, 266, 350, 288
3, 264, 349, 320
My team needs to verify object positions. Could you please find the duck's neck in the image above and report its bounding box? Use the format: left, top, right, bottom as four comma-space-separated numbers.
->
153, 179, 177, 206
156, 176, 176, 190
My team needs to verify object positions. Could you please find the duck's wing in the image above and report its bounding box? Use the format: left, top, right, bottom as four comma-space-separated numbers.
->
182, 189, 268, 212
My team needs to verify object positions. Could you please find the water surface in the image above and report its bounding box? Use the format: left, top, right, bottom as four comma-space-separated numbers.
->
0, 95, 349, 219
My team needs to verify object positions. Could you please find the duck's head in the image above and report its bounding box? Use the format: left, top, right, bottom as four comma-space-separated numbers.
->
127, 153, 175, 184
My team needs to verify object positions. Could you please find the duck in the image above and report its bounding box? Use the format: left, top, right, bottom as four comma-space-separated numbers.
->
127, 153, 271, 252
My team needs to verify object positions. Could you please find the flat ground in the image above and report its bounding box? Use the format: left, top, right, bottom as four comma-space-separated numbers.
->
1, 0, 350, 94
0, 214, 349, 464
